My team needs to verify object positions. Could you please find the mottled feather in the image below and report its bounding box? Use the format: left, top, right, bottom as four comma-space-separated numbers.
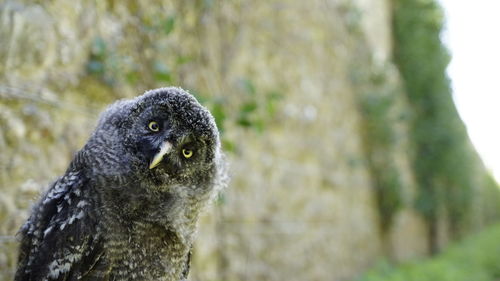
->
15, 87, 227, 281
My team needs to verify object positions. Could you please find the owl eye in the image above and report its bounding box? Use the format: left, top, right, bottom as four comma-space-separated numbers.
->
182, 148, 193, 159
148, 121, 160, 132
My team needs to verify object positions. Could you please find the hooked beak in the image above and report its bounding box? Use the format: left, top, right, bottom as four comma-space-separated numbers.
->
149, 141, 173, 169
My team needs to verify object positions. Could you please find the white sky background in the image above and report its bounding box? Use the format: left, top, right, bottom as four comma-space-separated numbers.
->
438, 0, 500, 182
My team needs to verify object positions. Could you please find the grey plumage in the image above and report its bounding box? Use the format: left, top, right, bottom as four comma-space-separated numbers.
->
15, 87, 227, 281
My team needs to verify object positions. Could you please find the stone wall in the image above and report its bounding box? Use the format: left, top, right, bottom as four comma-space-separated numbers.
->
0, 1, 497, 280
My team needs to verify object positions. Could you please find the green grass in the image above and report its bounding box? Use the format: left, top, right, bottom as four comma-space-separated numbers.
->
357, 223, 500, 281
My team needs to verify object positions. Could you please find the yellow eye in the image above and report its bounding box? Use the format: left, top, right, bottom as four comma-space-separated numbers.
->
148, 121, 160, 132
182, 148, 193, 159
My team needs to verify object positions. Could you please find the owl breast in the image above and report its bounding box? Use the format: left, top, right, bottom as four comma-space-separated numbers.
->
101, 210, 190, 280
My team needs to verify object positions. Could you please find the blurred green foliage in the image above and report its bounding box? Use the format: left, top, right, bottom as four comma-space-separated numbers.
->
194, 79, 283, 153
83, 10, 284, 154
198, 79, 282, 133
234, 79, 283, 133
392, 0, 484, 249
357, 223, 500, 281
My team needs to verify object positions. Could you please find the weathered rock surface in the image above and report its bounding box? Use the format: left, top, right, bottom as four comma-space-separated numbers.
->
0, 1, 497, 281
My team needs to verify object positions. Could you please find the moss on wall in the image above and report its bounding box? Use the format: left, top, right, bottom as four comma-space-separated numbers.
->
0, 0, 499, 280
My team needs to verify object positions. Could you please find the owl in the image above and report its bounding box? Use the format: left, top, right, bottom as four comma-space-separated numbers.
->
15, 87, 227, 281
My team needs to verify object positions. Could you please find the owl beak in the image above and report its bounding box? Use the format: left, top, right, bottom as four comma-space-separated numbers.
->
149, 141, 173, 169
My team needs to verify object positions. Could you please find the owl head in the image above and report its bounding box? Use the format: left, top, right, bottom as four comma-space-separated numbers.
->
81, 87, 224, 193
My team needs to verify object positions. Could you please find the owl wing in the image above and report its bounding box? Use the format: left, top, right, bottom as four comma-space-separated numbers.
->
15, 170, 109, 281
181, 249, 191, 280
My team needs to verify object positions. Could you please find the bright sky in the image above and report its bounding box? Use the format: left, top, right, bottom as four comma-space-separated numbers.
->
439, 0, 500, 183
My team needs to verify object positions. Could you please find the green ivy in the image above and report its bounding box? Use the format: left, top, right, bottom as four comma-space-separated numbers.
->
189, 79, 283, 154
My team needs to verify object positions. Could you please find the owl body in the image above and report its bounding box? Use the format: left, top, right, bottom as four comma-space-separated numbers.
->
15, 88, 226, 281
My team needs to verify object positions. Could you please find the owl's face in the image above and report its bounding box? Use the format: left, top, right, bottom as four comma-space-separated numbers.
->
90, 88, 220, 189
